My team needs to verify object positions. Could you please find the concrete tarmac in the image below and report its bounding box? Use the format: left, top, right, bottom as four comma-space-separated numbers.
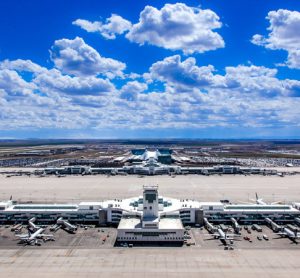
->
1, 173, 300, 277
0, 248, 299, 278
0, 174, 300, 203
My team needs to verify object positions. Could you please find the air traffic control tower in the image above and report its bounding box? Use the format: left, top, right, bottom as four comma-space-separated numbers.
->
116, 186, 184, 243
142, 186, 159, 229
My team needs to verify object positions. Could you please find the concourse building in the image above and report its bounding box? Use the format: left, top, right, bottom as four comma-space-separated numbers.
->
1, 185, 300, 245
129, 149, 173, 165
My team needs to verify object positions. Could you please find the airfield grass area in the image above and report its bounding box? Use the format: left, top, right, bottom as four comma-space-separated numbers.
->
1, 173, 300, 277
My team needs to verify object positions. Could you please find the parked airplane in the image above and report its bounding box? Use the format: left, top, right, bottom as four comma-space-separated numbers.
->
204, 227, 241, 246
276, 227, 300, 243
239, 193, 282, 205
277, 227, 300, 239
210, 228, 241, 241
16, 228, 54, 245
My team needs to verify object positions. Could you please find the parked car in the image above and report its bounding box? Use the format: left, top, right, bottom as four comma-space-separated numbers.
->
263, 234, 269, 241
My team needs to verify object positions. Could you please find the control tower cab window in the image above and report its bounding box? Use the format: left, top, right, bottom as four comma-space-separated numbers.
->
145, 193, 156, 203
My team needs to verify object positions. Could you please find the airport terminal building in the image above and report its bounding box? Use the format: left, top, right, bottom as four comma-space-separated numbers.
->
1, 186, 300, 243
116, 186, 184, 243
40, 147, 279, 176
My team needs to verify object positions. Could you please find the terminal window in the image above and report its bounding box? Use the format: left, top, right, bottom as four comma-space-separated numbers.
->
145, 193, 156, 203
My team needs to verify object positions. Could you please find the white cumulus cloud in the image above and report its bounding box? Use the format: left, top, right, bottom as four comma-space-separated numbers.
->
222, 65, 283, 96
34, 69, 115, 96
50, 37, 126, 77
120, 81, 148, 101
251, 9, 300, 69
0, 69, 37, 97
73, 14, 132, 40
147, 55, 300, 98
149, 55, 222, 89
126, 3, 224, 54
1, 54, 300, 133
0, 59, 46, 73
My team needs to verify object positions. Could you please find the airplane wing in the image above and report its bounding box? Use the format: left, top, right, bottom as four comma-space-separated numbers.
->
226, 234, 241, 237
275, 232, 286, 236
225, 235, 234, 239
38, 234, 54, 238
15, 234, 30, 239
271, 201, 283, 205
203, 233, 219, 236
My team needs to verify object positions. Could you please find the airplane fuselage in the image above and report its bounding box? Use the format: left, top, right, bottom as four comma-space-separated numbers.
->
282, 227, 298, 239
216, 228, 226, 239
27, 228, 45, 242
17, 228, 45, 244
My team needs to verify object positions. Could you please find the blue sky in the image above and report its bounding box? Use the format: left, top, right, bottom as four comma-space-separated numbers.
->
0, 0, 300, 139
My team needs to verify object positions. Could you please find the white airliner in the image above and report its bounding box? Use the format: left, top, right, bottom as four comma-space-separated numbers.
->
207, 228, 241, 241
16, 228, 54, 245
276, 227, 300, 242
240, 193, 282, 205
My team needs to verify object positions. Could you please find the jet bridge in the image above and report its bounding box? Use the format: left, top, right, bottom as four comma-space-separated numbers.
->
57, 217, 77, 233
28, 217, 40, 232
265, 218, 283, 232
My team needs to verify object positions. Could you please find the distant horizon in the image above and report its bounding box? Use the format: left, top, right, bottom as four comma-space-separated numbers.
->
2, 137, 300, 142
